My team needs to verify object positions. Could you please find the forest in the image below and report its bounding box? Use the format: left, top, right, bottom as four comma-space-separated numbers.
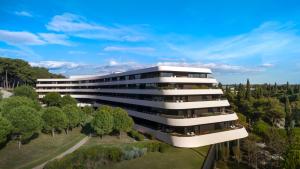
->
219, 80, 300, 169
0, 57, 64, 88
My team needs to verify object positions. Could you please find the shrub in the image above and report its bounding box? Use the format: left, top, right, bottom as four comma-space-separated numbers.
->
44, 145, 123, 169
253, 120, 270, 137
159, 143, 170, 153
123, 147, 147, 160
145, 133, 155, 140
128, 130, 144, 141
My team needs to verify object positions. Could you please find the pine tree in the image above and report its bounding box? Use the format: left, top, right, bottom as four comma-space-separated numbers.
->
245, 79, 251, 100
285, 96, 293, 143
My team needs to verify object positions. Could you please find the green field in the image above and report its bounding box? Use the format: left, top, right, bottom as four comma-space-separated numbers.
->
100, 146, 209, 169
0, 128, 85, 169
81, 133, 135, 148
80, 135, 209, 169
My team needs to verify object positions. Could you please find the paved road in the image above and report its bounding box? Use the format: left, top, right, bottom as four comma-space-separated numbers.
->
32, 136, 90, 169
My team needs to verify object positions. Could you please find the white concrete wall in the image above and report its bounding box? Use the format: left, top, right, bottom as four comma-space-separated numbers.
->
127, 110, 238, 126
134, 124, 248, 148
36, 88, 223, 95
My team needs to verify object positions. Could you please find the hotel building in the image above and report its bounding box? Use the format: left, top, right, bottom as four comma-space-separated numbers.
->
36, 66, 248, 148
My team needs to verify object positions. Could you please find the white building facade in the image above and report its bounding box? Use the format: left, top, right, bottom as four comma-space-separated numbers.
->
36, 66, 248, 148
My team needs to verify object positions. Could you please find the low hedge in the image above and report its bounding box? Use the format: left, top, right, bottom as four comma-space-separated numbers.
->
44, 146, 123, 169
128, 130, 144, 141
45, 141, 171, 169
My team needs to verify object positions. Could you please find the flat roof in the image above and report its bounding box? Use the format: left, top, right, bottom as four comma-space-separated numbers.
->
37, 66, 212, 81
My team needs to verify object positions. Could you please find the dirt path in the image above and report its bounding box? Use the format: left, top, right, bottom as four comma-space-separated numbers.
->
32, 136, 90, 169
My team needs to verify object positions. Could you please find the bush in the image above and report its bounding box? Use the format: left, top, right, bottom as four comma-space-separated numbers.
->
44, 146, 123, 169
145, 133, 155, 140
128, 130, 144, 141
123, 147, 147, 160
253, 120, 270, 137
159, 143, 170, 153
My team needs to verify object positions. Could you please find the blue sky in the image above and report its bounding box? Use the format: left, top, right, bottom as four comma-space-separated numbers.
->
0, 0, 300, 84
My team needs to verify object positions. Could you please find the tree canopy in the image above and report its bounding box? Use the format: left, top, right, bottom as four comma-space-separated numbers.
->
42, 107, 67, 136
112, 107, 134, 134
43, 92, 62, 107
5, 106, 42, 147
62, 104, 82, 131
0, 116, 12, 144
61, 95, 77, 107
13, 85, 38, 100
91, 107, 113, 137
0, 57, 64, 88
0, 96, 40, 116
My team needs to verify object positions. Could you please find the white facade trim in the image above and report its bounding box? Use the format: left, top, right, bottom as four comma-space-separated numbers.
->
36, 89, 223, 95
127, 110, 238, 126
134, 124, 248, 148
36, 77, 218, 87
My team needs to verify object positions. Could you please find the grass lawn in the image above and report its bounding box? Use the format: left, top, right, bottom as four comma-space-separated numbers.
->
81, 133, 135, 148
100, 144, 210, 169
0, 128, 86, 169
80, 134, 209, 169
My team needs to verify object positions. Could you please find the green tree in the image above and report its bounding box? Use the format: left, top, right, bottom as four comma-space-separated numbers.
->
285, 96, 293, 143
5, 106, 42, 149
42, 107, 67, 137
13, 85, 38, 100
0, 116, 12, 144
245, 79, 251, 100
82, 106, 94, 115
265, 98, 285, 126
91, 106, 113, 138
112, 107, 134, 136
62, 104, 82, 133
61, 95, 77, 107
43, 92, 62, 107
0, 96, 40, 115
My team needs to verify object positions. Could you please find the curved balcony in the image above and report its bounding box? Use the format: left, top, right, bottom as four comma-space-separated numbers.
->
134, 124, 248, 148
36, 88, 223, 96
36, 77, 218, 87
127, 109, 238, 126
66, 94, 230, 109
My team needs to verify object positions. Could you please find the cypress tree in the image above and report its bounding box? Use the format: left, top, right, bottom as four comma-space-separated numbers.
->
245, 79, 251, 100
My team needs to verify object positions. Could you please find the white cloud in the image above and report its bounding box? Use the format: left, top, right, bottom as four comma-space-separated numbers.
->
103, 46, 155, 53
30, 61, 82, 70
0, 30, 72, 46
15, 11, 32, 17
156, 62, 265, 73
260, 63, 274, 68
168, 21, 300, 61
46, 13, 146, 42
0, 30, 45, 45
68, 50, 87, 55
39, 33, 71, 46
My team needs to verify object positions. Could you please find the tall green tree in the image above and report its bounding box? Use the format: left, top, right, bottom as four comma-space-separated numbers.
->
0, 96, 41, 115
61, 95, 77, 107
285, 96, 293, 143
91, 107, 113, 138
0, 116, 12, 144
13, 85, 38, 100
43, 92, 62, 107
112, 107, 134, 136
5, 106, 42, 149
245, 79, 251, 100
42, 107, 67, 137
265, 98, 285, 126
62, 104, 82, 133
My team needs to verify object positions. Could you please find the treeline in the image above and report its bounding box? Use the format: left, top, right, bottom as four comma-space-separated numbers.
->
0, 57, 64, 88
219, 80, 300, 169
0, 85, 134, 149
